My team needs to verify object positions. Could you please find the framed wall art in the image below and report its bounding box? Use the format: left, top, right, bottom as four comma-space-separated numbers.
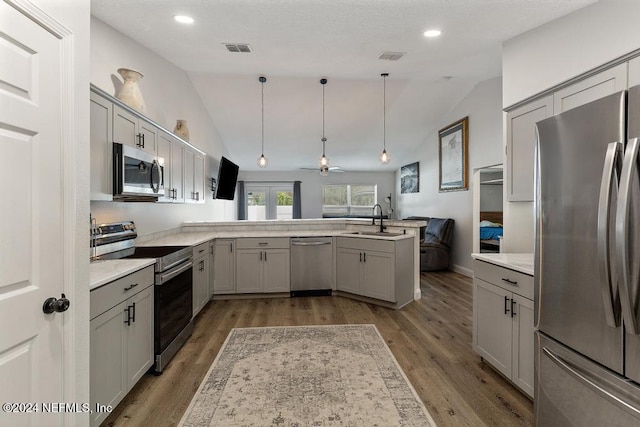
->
400, 162, 419, 194
438, 116, 469, 192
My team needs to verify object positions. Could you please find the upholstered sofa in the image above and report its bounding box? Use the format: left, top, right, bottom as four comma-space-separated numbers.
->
405, 216, 455, 271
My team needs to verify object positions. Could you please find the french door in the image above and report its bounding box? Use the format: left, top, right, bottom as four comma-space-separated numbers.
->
245, 185, 293, 220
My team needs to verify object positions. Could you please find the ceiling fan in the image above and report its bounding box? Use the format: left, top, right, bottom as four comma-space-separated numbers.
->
300, 165, 346, 175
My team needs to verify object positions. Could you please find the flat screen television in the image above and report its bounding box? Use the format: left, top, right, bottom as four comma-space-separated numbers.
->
214, 156, 239, 200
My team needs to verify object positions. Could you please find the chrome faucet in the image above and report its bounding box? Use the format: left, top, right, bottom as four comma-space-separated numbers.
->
372, 203, 386, 233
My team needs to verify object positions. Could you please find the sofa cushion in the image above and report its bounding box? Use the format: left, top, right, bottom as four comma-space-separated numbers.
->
422, 234, 448, 247
425, 218, 449, 240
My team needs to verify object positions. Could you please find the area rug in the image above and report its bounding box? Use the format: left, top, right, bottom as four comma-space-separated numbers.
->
179, 324, 436, 426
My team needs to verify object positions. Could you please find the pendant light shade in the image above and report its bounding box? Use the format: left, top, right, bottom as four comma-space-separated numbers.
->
319, 78, 329, 172
379, 73, 391, 164
257, 76, 268, 168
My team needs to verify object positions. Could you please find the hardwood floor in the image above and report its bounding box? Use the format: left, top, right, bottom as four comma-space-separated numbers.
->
102, 271, 534, 426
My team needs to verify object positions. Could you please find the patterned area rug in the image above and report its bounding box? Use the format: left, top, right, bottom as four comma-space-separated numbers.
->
179, 324, 437, 426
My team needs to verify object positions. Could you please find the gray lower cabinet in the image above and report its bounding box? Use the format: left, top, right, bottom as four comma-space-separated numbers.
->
335, 237, 413, 307
90, 266, 154, 427
235, 238, 290, 293
472, 259, 534, 398
192, 241, 211, 317
213, 239, 236, 294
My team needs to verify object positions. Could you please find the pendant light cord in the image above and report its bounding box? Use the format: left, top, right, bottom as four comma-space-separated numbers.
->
261, 78, 265, 154
321, 78, 327, 156
383, 73, 387, 151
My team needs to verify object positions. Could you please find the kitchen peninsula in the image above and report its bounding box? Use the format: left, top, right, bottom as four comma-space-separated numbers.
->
91, 218, 426, 307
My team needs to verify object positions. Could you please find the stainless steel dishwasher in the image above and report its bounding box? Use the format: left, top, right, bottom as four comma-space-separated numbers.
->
290, 237, 333, 296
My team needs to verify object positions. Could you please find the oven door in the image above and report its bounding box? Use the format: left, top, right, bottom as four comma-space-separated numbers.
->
113, 143, 164, 198
154, 260, 192, 356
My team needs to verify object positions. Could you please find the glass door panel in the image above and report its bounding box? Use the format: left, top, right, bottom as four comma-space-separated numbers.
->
247, 189, 267, 220
275, 190, 293, 219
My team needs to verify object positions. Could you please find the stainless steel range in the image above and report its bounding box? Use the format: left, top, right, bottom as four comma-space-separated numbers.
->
92, 221, 193, 374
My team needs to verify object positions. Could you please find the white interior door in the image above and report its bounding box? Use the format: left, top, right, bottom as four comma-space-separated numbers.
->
0, 2, 66, 425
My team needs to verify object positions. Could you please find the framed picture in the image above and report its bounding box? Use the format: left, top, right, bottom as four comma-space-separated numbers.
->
400, 162, 419, 194
438, 116, 469, 192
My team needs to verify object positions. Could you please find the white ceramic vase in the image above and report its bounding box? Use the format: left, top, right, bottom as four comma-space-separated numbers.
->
116, 68, 146, 113
174, 119, 190, 141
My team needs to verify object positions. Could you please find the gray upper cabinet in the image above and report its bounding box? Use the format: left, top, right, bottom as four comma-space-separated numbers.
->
90, 91, 113, 201
505, 61, 631, 204
89, 85, 205, 204
184, 149, 206, 204
553, 63, 627, 114
113, 104, 158, 155
157, 130, 185, 203
506, 95, 552, 202
629, 56, 640, 88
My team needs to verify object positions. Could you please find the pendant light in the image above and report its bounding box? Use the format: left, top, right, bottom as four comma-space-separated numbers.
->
257, 76, 268, 168
379, 73, 391, 164
319, 78, 329, 176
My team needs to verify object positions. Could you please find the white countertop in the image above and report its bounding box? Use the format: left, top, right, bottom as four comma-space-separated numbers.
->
89, 259, 156, 291
90, 229, 415, 290
471, 253, 534, 276
182, 218, 427, 228
139, 229, 414, 247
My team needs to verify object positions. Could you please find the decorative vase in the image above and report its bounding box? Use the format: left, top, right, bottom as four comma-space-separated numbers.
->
116, 68, 146, 113
174, 119, 190, 141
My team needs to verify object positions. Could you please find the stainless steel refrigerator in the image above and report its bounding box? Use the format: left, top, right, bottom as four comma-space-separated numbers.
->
535, 86, 640, 425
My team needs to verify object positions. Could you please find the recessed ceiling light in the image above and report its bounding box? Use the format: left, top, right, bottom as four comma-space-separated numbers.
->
174, 15, 194, 24
424, 29, 442, 38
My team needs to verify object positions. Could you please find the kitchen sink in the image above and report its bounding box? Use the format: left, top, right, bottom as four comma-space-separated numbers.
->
346, 231, 404, 237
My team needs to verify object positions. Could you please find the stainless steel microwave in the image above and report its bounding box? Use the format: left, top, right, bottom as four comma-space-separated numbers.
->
113, 143, 164, 200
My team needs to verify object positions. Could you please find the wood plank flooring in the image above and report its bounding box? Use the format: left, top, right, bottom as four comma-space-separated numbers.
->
101, 271, 534, 426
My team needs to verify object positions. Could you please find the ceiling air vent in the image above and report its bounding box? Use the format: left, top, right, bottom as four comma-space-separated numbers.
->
224, 43, 252, 53
378, 51, 406, 61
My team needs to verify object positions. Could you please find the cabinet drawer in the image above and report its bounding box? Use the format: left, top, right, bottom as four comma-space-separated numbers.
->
336, 236, 394, 253
90, 266, 154, 320
193, 241, 210, 258
473, 260, 533, 299
236, 237, 290, 249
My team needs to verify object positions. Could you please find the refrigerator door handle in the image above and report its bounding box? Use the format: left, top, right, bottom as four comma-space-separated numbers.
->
542, 346, 640, 419
616, 137, 640, 335
597, 141, 623, 327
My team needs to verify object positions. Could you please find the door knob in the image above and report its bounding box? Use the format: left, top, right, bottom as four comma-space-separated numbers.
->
42, 293, 70, 314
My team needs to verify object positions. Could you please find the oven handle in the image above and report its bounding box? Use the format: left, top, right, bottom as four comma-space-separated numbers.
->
162, 256, 193, 273
157, 260, 192, 285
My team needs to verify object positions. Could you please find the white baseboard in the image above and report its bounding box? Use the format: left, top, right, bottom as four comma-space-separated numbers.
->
414, 288, 422, 300
451, 264, 473, 278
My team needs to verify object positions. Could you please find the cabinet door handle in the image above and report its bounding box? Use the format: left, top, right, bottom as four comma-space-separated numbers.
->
360, 252, 362, 262
260, 251, 263, 261
136, 133, 143, 148
504, 296, 511, 315
264, 251, 267, 262
363, 252, 366, 262
511, 299, 517, 318
141, 133, 145, 148
124, 306, 132, 326
502, 278, 518, 285
132, 302, 136, 323
195, 191, 199, 201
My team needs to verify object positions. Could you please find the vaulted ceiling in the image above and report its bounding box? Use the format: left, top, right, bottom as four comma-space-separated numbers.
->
91, 0, 596, 172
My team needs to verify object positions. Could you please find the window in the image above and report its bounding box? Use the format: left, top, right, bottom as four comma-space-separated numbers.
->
322, 184, 377, 217
245, 184, 293, 220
